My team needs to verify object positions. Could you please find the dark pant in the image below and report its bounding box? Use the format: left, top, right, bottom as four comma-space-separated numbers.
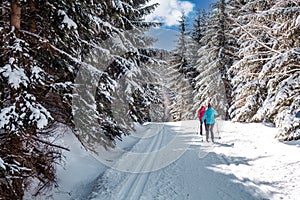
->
205, 123, 214, 142
199, 120, 206, 135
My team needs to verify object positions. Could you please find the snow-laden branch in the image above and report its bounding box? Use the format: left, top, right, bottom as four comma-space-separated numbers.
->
20, 30, 103, 75
234, 22, 281, 54
29, 136, 70, 151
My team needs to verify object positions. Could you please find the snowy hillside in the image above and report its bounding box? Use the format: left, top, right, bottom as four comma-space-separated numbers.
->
29, 120, 300, 200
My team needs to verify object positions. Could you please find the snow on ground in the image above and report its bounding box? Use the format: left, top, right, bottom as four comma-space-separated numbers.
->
35, 120, 300, 200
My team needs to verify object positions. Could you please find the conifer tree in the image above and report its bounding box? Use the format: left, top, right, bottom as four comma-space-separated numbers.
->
0, 0, 160, 198
0, 0, 71, 198
167, 14, 194, 120
193, 0, 235, 118
229, 0, 300, 140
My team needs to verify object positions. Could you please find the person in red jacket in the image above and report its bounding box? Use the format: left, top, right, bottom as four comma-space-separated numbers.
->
197, 105, 206, 135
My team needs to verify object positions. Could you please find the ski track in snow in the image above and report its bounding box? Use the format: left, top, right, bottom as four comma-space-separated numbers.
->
71, 120, 300, 200
85, 123, 184, 200
115, 125, 165, 200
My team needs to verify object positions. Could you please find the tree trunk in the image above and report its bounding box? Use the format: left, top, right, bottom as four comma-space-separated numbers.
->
29, 0, 36, 33
10, 0, 21, 32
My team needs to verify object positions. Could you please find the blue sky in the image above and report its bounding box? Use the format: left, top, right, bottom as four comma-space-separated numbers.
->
146, 0, 216, 50
146, 0, 216, 27
190, 0, 215, 10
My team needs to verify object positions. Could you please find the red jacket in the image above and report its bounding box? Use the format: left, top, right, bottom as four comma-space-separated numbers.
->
198, 106, 206, 121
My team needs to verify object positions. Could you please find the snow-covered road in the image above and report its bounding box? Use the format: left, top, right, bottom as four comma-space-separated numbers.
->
44, 120, 300, 200
77, 120, 299, 200
87, 122, 187, 200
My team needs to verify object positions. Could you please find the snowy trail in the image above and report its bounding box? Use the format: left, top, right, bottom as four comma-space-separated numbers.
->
85, 122, 186, 200
116, 125, 165, 199
73, 120, 300, 200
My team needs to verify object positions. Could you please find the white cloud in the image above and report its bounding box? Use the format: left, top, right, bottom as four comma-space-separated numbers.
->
145, 0, 195, 26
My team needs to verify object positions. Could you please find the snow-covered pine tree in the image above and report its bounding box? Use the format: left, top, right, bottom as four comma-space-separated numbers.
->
191, 9, 208, 46
192, 10, 211, 112
229, 0, 300, 140
80, 0, 162, 149
0, 0, 73, 198
1, 0, 160, 198
251, 0, 300, 140
214, 0, 238, 119
167, 14, 194, 120
167, 57, 188, 121
142, 48, 171, 122
188, 9, 209, 90
193, 0, 235, 118
228, 0, 273, 122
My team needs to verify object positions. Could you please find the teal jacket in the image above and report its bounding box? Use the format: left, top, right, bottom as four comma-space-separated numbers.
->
202, 107, 218, 124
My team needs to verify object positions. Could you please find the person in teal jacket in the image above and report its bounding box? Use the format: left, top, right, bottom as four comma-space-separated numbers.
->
202, 102, 218, 142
